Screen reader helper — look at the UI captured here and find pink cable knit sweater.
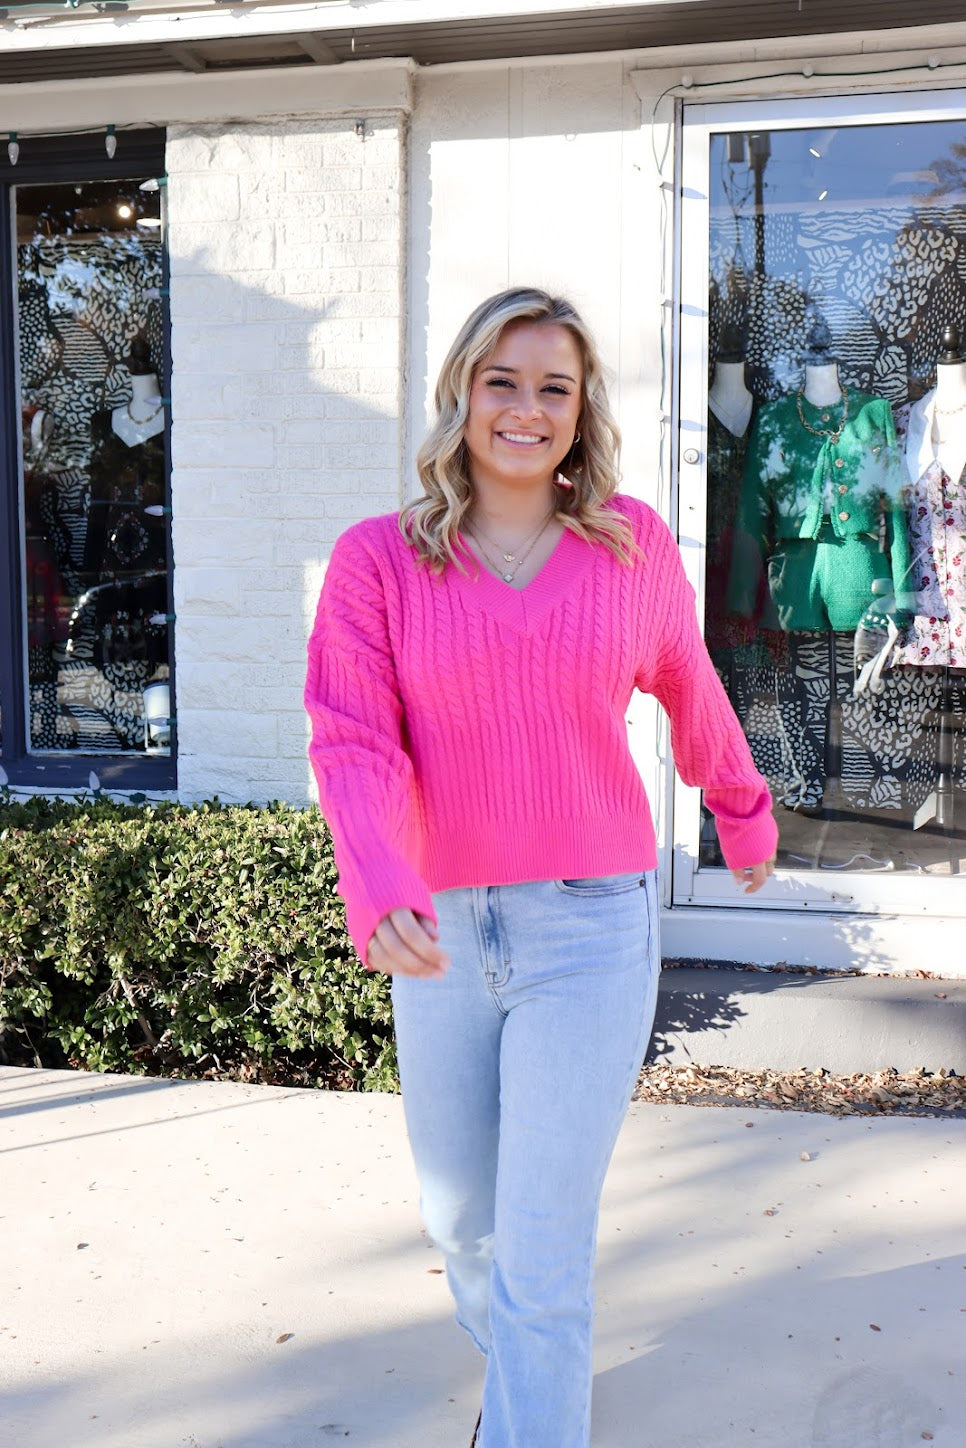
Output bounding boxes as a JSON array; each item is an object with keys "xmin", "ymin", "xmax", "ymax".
[{"xmin": 305, "ymin": 495, "xmax": 777, "ymax": 961}]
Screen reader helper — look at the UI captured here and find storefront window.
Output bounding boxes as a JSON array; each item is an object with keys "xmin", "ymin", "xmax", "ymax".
[
  {"xmin": 1, "ymin": 133, "xmax": 173, "ymax": 786},
  {"xmin": 702, "ymin": 117, "xmax": 966, "ymax": 876}
]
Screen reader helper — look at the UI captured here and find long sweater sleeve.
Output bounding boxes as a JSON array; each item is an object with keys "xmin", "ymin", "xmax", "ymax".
[
  {"xmin": 304, "ymin": 529, "xmax": 434, "ymax": 963},
  {"xmin": 639, "ymin": 520, "xmax": 778, "ymax": 869}
]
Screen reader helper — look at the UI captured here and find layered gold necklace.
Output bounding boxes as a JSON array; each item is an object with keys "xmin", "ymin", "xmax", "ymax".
[{"xmin": 466, "ymin": 506, "xmax": 557, "ymax": 584}]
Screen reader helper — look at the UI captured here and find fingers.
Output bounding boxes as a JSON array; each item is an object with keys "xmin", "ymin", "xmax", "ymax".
[
  {"xmin": 367, "ymin": 908, "xmax": 450, "ymax": 978},
  {"xmin": 732, "ymin": 856, "xmax": 777, "ymax": 895}
]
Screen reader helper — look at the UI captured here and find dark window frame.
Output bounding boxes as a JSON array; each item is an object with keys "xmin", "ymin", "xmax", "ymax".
[{"xmin": 0, "ymin": 128, "xmax": 175, "ymax": 791}]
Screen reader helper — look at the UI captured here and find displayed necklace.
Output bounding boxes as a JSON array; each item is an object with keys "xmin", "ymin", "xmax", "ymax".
[
  {"xmin": 127, "ymin": 397, "xmax": 163, "ymax": 426},
  {"xmin": 466, "ymin": 506, "xmax": 557, "ymax": 584},
  {"xmin": 935, "ymin": 397, "xmax": 966, "ymax": 416},
  {"xmin": 795, "ymin": 388, "xmax": 850, "ymax": 441}
]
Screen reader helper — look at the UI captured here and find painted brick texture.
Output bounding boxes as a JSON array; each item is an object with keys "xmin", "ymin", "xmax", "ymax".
[{"xmin": 166, "ymin": 116, "xmax": 406, "ymax": 805}]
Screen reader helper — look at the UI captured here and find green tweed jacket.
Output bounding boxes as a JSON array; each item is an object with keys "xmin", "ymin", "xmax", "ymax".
[{"xmin": 731, "ymin": 388, "xmax": 914, "ymax": 618}]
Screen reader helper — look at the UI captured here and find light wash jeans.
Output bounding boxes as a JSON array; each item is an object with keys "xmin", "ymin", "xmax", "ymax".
[{"xmin": 391, "ymin": 871, "xmax": 661, "ymax": 1448}]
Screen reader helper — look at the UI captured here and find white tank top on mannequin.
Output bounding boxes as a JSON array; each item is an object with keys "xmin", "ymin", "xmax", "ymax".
[{"xmin": 906, "ymin": 362, "xmax": 966, "ymax": 487}]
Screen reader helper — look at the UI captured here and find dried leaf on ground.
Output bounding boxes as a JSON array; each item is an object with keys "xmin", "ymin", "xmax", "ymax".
[{"xmin": 634, "ymin": 1064, "xmax": 966, "ymax": 1117}]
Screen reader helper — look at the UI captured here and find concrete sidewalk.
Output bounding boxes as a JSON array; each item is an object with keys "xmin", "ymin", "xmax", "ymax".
[{"xmin": 1, "ymin": 1065, "xmax": 963, "ymax": 1448}]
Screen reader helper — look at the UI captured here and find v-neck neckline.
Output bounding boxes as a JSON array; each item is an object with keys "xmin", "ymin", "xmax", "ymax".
[
  {"xmin": 450, "ymin": 525, "xmax": 592, "ymax": 633},
  {"xmin": 907, "ymin": 393, "xmax": 966, "ymax": 490}
]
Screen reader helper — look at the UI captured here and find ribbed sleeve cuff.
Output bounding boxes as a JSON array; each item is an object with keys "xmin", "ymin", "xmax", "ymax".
[
  {"xmin": 714, "ymin": 796, "xmax": 779, "ymax": 872},
  {"xmin": 343, "ymin": 868, "xmax": 437, "ymax": 969}
]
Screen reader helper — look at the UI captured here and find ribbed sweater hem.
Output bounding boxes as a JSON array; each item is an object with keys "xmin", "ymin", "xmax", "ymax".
[{"xmin": 422, "ymin": 811, "xmax": 658, "ymax": 894}]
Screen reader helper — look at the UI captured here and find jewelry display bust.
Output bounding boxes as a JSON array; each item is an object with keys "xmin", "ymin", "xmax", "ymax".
[
  {"xmin": 708, "ymin": 359, "xmax": 753, "ymax": 438},
  {"xmin": 111, "ymin": 371, "xmax": 165, "ymax": 448},
  {"xmin": 933, "ymin": 355, "xmax": 966, "ymax": 426},
  {"xmin": 803, "ymin": 360, "xmax": 843, "ymax": 408}
]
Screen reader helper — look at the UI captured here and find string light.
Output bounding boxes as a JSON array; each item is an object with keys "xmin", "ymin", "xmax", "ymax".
[
  {"xmin": 7, "ymin": 132, "xmax": 18, "ymax": 166},
  {"xmin": 0, "ymin": 123, "xmax": 167, "ymax": 152},
  {"xmin": 105, "ymin": 123, "xmax": 117, "ymax": 159}
]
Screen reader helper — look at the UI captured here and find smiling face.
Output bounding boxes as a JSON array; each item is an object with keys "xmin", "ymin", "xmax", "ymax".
[{"xmin": 463, "ymin": 320, "xmax": 583, "ymax": 497}]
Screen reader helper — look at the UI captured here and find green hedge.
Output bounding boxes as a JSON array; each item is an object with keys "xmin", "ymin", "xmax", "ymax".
[{"xmin": 0, "ymin": 797, "xmax": 397, "ymax": 1091}]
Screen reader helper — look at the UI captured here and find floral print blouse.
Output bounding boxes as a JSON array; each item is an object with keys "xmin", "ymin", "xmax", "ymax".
[{"xmin": 891, "ymin": 399, "xmax": 966, "ymax": 669}]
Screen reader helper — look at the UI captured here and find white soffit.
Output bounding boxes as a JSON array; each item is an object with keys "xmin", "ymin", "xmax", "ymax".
[{"xmin": 0, "ymin": 0, "xmax": 965, "ymax": 84}]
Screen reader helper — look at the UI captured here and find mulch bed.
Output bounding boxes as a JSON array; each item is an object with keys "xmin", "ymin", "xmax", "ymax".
[{"xmin": 634, "ymin": 1063, "xmax": 966, "ymax": 1117}]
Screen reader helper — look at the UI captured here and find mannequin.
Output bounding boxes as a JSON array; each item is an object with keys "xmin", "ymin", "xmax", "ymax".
[
  {"xmin": 30, "ymin": 406, "xmax": 55, "ymax": 456},
  {"xmin": 709, "ymin": 358, "xmax": 753, "ymax": 438},
  {"xmin": 802, "ymin": 359, "xmax": 843, "ymax": 409},
  {"xmin": 704, "ymin": 349, "xmax": 785, "ymax": 831},
  {"xmin": 926, "ymin": 332, "xmax": 966, "ymax": 485},
  {"xmin": 890, "ymin": 324, "xmax": 966, "ymax": 670},
  {"xmin": 111, "ymin": 369, "xmax": 165, "ymax": 449},
  {"xmin": 81, "ymin": 334, "xmax": 167, "ymax": 692},
  {"xmin": 934, "ymin": 331, "xmax": 966, "ymax": 411},
  {"xmin": 706, "ymin": 350, "xmax": 769, "ymax": 643},
  {"xmin": 734, "ymin": 345, "xmax": 907, "ymax": 635},
  {"xmin": 888, "ymin": 325, "xmax": 966, "ymax": 835},
  {"xmin": 732, "ymin": 324, "xmax": 909, "ymax": 814}
]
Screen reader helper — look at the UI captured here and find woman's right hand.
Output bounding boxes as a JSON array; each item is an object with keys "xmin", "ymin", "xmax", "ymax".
[{"xmin": 366, "ymin": 909, "xmax": 451, "ymax": 978}]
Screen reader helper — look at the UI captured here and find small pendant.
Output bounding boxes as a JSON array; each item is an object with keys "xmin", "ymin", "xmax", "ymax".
[
  {"xmin": 821, "ymin": 413, "xmax": 830, "ymax": 422},
  {"xmin": 503, "ymin": 572, "xmax": 514, "ymax": 582},
  {"xmin": 502, "ymin": 553, "xmax": 515, "ymax": 562}
]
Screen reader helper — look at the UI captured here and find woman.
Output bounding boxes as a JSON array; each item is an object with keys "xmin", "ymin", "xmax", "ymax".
[{"xmin": 305, "ymin": 287, "xmax": 777, "ymax": 1447}]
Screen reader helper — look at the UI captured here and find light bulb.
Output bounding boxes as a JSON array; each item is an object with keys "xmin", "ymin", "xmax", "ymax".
[
  {"xmin": 7, "ymin": 132, "xmax": 19, "ymax": 166},
  {"xmin": 105, "ymin": 125, "xmax": 117, "ymax": 160}
]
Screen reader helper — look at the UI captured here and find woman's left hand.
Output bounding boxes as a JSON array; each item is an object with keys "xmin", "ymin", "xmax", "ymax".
[{"xmin": 731, "ymin": 856, "xmax": 776, "ymax": 894}]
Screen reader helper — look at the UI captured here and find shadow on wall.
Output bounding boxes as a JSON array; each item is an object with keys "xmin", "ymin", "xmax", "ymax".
[
  {"xmin": 647, "ymin": 971, "xmax": 747, "ymax": 1062},
  {"xmin": 168, "ymin": 256, "xmax": 401, "ymax": 805}
]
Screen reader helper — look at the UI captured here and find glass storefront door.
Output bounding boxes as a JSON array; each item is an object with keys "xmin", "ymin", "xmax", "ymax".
[{"xmin": 676, "ymin": 92, "xmax": 966, "ymax": 917}]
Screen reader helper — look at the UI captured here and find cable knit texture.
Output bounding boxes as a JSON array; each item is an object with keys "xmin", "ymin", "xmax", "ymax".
[{"xmin": 305, "ymin": 495, "xmax": 778, "ymax": 962}]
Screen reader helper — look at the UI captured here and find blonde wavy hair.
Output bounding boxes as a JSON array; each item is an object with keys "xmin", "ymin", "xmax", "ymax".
[{"xmin": 400, "ymin": 287, "xmax": 636, "ymax": 571}]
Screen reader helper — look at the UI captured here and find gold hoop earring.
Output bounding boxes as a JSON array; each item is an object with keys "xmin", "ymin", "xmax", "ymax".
[{"xmin": 554, "ymin": 430, "xmax": 582, "ymax": 491}]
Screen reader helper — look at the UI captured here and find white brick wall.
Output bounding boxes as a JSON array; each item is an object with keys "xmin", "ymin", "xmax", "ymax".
[{"xmin": 167, "ymin": 115, "xmax": 406, "ymax": 805}]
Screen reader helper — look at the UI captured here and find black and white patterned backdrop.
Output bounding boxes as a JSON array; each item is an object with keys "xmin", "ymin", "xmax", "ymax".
[
  {"xmin": 710, "ymin": 203, "xmax": 966, "ymax": 403},
  {"xmin": 19, "ymin": 233, "xmax": 168, "ymax": 754}
]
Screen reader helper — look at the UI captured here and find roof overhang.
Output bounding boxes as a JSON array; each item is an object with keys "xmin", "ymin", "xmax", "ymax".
[{"xmin": 2, "ymin": 1, "xmax": 966, "ymax": 86}]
